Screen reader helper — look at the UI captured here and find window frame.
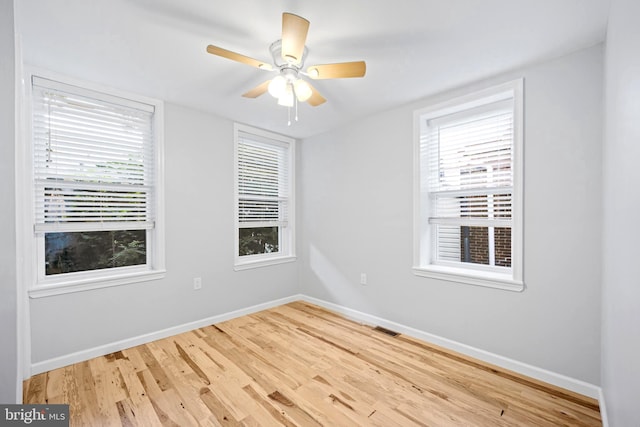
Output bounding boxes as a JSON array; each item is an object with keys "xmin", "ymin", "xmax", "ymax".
[
  {"xmin": 233, "ymin": 123, "xmax": 296, "ymax": 270},
  {"xmin": 21, "ymin": 69, "xmax": 166, "ymax": 298},
  {"xmin": 413, "ymin": 79, "xmax": 524, "ymax": 291}
]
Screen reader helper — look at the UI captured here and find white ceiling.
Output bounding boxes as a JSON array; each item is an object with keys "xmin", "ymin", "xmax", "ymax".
[{"xmin": 15, "ymin": 0, "xmax": 611, "ymax": 138}]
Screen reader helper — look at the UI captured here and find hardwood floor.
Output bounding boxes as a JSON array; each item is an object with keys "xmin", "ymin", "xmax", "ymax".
[{"xmin": 23, "ymin": 301, "xmax": 602, "ymax": 426}]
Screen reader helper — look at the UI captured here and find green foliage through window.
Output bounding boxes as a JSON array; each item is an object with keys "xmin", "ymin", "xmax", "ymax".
[
  {"xmin": 239, "ymin": 227, "xmax": 279, "ymax": 256},
  {"xmin": 45, "ymin": 230, "xmax": 146, "ymax": 275}
]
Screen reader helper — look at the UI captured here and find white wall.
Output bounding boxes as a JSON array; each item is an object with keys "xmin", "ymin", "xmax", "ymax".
[
  {"xmin": 28, "ymin": 104, "xmax": 299, "ymax": 365},
  {"xmin": 0, "ymin": 0, "xmax": 19, "ymax": 403},
  {"xmin": 602, "ymin": 0, "xmax": 640, "ymax": 424},
  {"xmin": 299, "ymin": 45, "xmax": 603, "ymax": 384}
]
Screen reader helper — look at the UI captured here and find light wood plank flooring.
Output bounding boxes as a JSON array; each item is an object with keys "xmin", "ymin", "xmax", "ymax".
[{"xmin": 23, "ymin": 301, "xmax": 601, "ymax": 426}]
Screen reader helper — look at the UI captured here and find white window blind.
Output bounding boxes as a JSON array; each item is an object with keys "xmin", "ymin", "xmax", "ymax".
[
  {"xmin": 32, "ymin": 76, "xmax": 155, "ymax": 233},
  {"xmin": 237, "ymin": 132, "xmax": 290, "ymax": 228},
  {"xmin": 420, "ymin": 97, "xmax": 515, "ymax": 269},
  {"xmin": 424, "ymin": 101, "xmax": 513, "ymax": 231}
]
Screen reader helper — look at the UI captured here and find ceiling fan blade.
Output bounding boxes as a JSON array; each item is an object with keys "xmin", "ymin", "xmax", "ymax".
[
  {"xmin": 242, "ymin": 80, "xmax": 272, "ymax": 98},
  {"xmin": 281, "ymin": 13, "xmax": 309, "ymax": 65},
  {"xmin": 206, "ymin": 45, "xmax": 273, "ymax": 71},
  {"xmin": 307, "ymin": 61, "xmax": 366, "ymax": 79},
  {"xmin": 306, "ymin": 82, "xmax": 326, "ymax": 107}
]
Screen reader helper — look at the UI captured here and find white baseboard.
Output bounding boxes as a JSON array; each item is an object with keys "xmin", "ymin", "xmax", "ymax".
[
  {"xmin": 598, "ymin": 387, "xmax": 609, "ymax": 427},
  {"xmin": 30, "ymin": 295, "xmax": 300, "ymax": 375},
  {"xmin": 300, "ymin": 295, "xmax": 604, "ymax": 402},
  {"xmin": 29, "ymin": 292, "xmax": 606, "ymax": 420}
]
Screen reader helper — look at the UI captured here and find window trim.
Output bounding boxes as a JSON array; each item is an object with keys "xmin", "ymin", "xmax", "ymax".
[
  {"xmin": 233, "ymin": 123, "xmax": 296, "ymax": 270},
  {"xmin": 412, "ymin": 79, "xmax": 524, "ymax": 291},
  {"xmin": 20, "ymin": 68, "xmax": 166, "ymax": 298}
]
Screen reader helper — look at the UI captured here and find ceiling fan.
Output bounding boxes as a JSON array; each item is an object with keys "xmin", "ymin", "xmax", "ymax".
[{"xmin": 206, "ymin": 12, "xmax": 366, "ymax": 116}]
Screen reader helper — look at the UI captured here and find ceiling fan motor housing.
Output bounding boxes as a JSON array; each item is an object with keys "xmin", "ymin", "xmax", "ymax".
[{"xmin": 270, "ymin": 39, "xmax": 308, "ymax": 70}]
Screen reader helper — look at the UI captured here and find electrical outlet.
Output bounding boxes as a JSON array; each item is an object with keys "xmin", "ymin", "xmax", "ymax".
[
  {"xmin": 193, "ymin": 277, "xmax": 202, "ymax": 290},
  {"xmin": 360, "ymin": 273, "xmax": 367, "ymax": 285}
]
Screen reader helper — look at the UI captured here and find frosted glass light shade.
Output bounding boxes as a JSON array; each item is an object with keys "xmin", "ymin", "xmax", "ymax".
[
  {"xmin": 294, "ymin": 79, "xmax": 312, "ymax": 102},
  {"xmin": 277, "ymin": 84, "xmax": 294, "ymax": 107},
  {"xmin": 268, "ymin": 76, "xmax": 287, "ymax": 98}
]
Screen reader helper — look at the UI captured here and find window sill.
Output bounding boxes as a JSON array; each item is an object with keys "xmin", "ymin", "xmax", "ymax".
[
  {"xmin": 413, "ymin": 265, "xmax": 524, "ymax": 292},
  {"xmin": 29, "ymin": 269, "xmax": 166, "ymax": 298},
  {"xmin": 234, "ymin": 255, "xmax": 297, "ymax": 271}
]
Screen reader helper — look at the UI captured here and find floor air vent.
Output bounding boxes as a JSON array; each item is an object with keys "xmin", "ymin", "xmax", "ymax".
[{"xmin": 373, "ymin": 326, "xmax": 400, "ymax": 337}]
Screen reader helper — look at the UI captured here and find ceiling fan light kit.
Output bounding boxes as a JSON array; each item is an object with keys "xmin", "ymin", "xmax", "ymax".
[{"xmin": 206, "ymin": 12, "xmax": 366, "ymax": 125}]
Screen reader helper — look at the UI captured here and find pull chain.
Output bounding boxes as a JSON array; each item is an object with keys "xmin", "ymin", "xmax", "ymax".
[{"xmin": 286, "ymin": 82, "xmax": 300, "ymax": 126}]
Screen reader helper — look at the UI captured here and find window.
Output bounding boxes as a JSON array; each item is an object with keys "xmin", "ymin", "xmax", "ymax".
[
  {"xmin": 413, "ymin": 79, "xmax": 523, "ymax": 291},
  {"xmin": 27, "ymin": 73, "xmax": 165, "ymax": 296},
  {"xmin": 234, "ymin": 124, "xmax": 295, "ymax": 269}
]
